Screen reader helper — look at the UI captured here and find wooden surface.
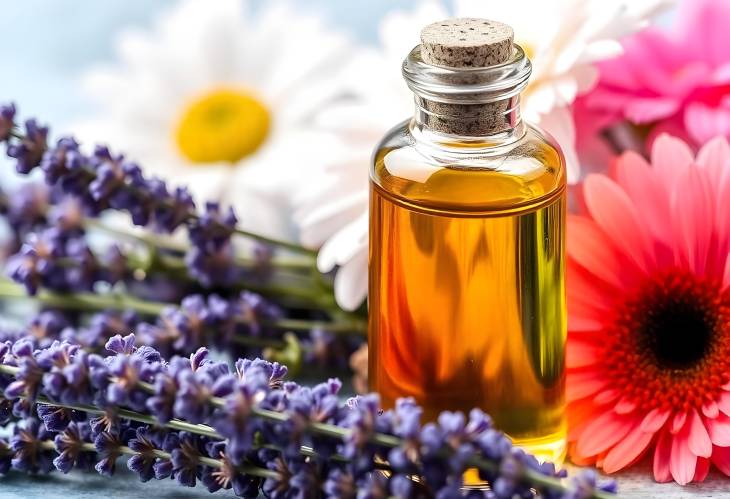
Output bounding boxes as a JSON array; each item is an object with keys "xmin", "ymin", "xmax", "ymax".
[{"xmin": 609, "ymin": 463, "xmax": 730, "ymax": 498}]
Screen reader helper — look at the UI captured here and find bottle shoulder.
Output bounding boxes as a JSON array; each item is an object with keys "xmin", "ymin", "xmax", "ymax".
[{"xmin": 371, "ymin": 119, "xmax": 566, "ymax": 215}]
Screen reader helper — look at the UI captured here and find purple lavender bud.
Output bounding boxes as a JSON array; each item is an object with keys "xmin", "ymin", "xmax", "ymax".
[
  {"xmin": 48, "ymin": 196, "xmax": 84, "ymax": 233},
  {"xmin": 36, "ymin": 404, "xmax": 79, "ymax": 432},
  {"xmin": 10, "ymin": 418, "xmax": 56, "ymax": 473},
  {"xmin": 7, "ymin": 119, "xmax": 48, "ymax": 173},
  {"xmin": 40, "ymin": 137, "xmax": 80, "ymax": 184},
  {"xmin": 105, "ymin": 333, "xmax": 136, "ymax": 355},
  {"xmin": 185, "ymin": 243, "xmax": 237, "ymax": 288},
  {"xmin": 53, "ymin": 422, "xmax": 91, "ymax": 473},
  {"xmin": 153, "ymin": 458, "xmax": 173, "ymax": 479},
  {"xmin": 148, "ymin": 179, "xmax": 195, "ymax": 232},
  {"xmin": 0, "ymin": 103, "xmax": 16, "ymax": 141},
  {"xmin": 169, "ymin": 432, "xmax": 203, "ymax": 487},
  {"xmin": 93, "ymin": 431, "xmax": 123, "ymax": 476},
  {"xmin": 127, "ymin": 427, "xmax": 162, "ymax": 482},
  {"xmin": 147, "ymin": 371, "xmax": 178, "ymax": 424},
  {"xmin": 324, "ymin": 469, "xmax": 356, "ymax": 499},
  {"xmin": 26, "ymin": 310, "xmax": 68, "ymax": 345},
  {"xmin": 173, "ymin": 369, "xmax": 213, "ymax": 423},
  {"xmin": 238, "ymin": 291, "xmax": 284, "ymax": 337},
  {"xmin": 355, "ymin": 472, "xmax": 389, "ymax": 499},
  {"xmin": 0, "ymin": 439, "xmax": 12, "ymax": 475},
  {"xmin": 0, "ymin": 182, "xmax": 49, "ymax": 236}
]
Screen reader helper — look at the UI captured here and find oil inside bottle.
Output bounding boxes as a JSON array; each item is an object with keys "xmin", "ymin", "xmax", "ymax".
[{"xmin": 368, "ymin": 144, "xmax": 567, "ymax": 464}]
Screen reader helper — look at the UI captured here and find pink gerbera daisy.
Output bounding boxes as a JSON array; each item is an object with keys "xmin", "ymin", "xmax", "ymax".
[
  {"xmin": 584, "ymin": 0, "xmax": 730, "ymax": 146},
  {"xmin": 566, "ymin": 134, "xmax": 730, "ymax": 484}
]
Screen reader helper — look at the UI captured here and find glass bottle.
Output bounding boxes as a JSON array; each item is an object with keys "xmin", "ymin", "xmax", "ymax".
[{"xmin": 368, "ymin": 19, "xmax": 567, "ymax": 463}]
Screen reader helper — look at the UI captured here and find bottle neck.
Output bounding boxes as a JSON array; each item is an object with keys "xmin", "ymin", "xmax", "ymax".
[
  {"xmin": 402, "ymin": 44, "xmax": 531, "ymax": 149},
  {"xmin": 411, "ymin": 93, "xmax": 526, "ymax": 148}
]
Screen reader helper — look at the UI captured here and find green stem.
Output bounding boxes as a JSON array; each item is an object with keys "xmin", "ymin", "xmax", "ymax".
[
  {"xmin": 83, "ymin": 217, "xmax": 316, "ymax": 272},
  {"xmin": 0, "ymin": 279, "xmax": 365, "ymax": 336},
  {"xmin": 36, "ymin": 439, "xmax": 278, "ymax": 479}
]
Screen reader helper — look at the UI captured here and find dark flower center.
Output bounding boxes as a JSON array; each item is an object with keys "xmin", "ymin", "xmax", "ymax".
[
  {"xmin": 640, "ymin": 290, "xmax": 714, "ymax": 370},
  {"xmin": 602, "ymin": 270, "xmax": 730, "ymax": 412}
]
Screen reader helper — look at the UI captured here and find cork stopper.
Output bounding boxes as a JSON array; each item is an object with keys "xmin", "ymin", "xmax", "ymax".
[
  {"xmin": 415, "ymin": 18, "xmax": 517, "ymax": 136},
  {"xmin": 420, "ymin": 18, "xmax": 513, "ymax": 68}
]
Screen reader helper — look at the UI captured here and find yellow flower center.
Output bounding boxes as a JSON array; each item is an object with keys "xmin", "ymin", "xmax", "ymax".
[{"xmin": 175, "ymin": 88, "xmax": 271, "ymax": 164}]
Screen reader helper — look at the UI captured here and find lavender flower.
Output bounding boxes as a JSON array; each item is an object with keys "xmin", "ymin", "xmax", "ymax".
[
  {"xmin": 10, "ymin": 418, "xmax": 55, "ymax": 473},
  {"xmin": 0, "ymin": 332, "xmax": 616, "ymax": 499},
  {"xmin": 53, "ymin": 422, "xmax": 94, "ymax": 473},
  {"xmin": 7, "ymin": 119, "xmax": 48, "ymax": 173},
  {"xmin": 0, "ymin": 182, "xmax": 49, "ymax": 237},
  {"xmin": 0, "ymin": 102, "xmax": 16, "ymax": 141}
]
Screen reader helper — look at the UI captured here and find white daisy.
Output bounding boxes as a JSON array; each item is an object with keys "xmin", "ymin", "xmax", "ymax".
[
  {"xmin": 295, "ymin": 0, "xmax": 671, "ymax": 310},
  {"xmin": 76, "ymin": 0, "xmax": 351, "ymax": 241}
]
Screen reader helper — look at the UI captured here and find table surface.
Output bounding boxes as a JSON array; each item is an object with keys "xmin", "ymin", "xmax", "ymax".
[{"xmin": 2, "ymin": 462, "xmax": 729, "ymax": 498}]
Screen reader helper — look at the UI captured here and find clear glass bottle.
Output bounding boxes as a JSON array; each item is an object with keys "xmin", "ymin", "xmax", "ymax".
[{"xmin": 368, "ymin": 39, "xmax": 567, "ymax": 463}]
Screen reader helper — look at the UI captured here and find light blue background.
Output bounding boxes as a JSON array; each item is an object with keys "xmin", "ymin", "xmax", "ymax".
[{"xmin": 0, "ymin": 0, "xmax": 450, "ymax": 128}]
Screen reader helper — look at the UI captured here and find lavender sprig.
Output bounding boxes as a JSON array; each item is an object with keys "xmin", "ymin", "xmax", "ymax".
[
  {"xmin": 0, "ymin": 334, "xmax": 617, "ymax": 498},
  {"xmin": 1, "ymin": 104, "xmax": 314, "ymax": 258}
]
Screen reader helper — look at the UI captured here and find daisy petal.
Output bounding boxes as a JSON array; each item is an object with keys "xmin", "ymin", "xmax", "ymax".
[
  {"xmin": 687, "ymin": 409, "xmax": 712, "ymax": 458},
  {"xmin": 603, "ymin": 422, "xmax": 654, "ymax": 473}
]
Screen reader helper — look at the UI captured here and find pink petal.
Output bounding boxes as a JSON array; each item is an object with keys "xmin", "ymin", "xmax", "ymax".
[
  {"xmin": 567, "ymin": 215, "xmax": 627, "ymax": 289},
  {"xmin": 651, "ymin": 134, "xmax": 694, "ymax": 195},
  {"xmin": 685, "ymin": 103, "xmax": 730, "ymax": 145},
  {"xmin": 672, "ymin": 165, "xmax": 714, "ymax": 275},
  {"xmin": 583, "ymin": 175, "xmax": 655, "ymax": 274},
  {"xmin": 641, "ymin": 407, "xmax": 671, "ymax": 433},
  {"xmin": 706, "ymin": 414, "xmax": 730, "ymax": 446},
  {"xmin": 613, "ymin": 151, "xmax": 672, "ymax": 247},
  {"xmin": 614, "ymin": 397, "xmax": 638, "ymax": 415},
  {"xmin": 594, "ymin": 389, "xmax": 621, "ymax": 405},
  {"xmin": 603, "ymin": 422, "xmax": 654, "ymax": 473},
  {"xmin": 687, "ymin": 409, "xmax": 712, "ymax": 457},
  {"xmin": 696, "ymin": 136, "xmax": 730, "ymax": 187},
  {"xmin": 702, "ymin": 399, "xmax": 719, "ymax": 419},
  {"xmin": 671, "ymin": 411, "xmax": 688, "ymax": 434},
  {"xmin": 566, "ymin": 337, "xmax": 602, "ymax": 368},
  {"xmin": 718, "ymin": 391, "xmax": 730, "ymax": 416},
  {"xmin": 712, "ymin": 445, "xmax": 730, "ymax": 476},
  {"xmin": 576, "ymin": 412, "xmax": 635, "ymax": 458},
  {"xmin": 694, "ymin": 457, "xmax": 710, "ymax": 482},
  {"xmin": 625, "ymin": 97, "xmax": 680, "ymax": 124},
  {"xmin": 653, "ymin": 429, "xmax": 673, "ymax": 483},
  {"xmin": 567, "ymin": 371, "xmax": 608, "ymax": 403},
  {"xmin": 670, "ymin": 423, "xmax": 698, "ymax": 485}
]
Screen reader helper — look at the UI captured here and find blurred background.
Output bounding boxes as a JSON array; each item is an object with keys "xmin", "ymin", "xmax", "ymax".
[{"xmin": 0, "ymin": 0, "xmax": 426, "ymax": 128}]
